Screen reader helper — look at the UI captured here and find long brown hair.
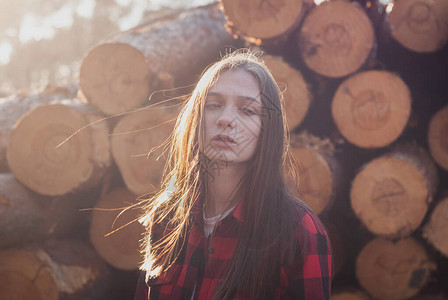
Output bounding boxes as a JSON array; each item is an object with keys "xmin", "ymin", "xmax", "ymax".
[{"xmin": 139, "ymin": 49, "xmax": 300, "ymax": 299}]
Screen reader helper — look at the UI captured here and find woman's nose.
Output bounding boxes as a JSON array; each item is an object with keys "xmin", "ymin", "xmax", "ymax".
[{"xmin": 217, "ymin": 107, "xmax": 235, "ymax": 128}]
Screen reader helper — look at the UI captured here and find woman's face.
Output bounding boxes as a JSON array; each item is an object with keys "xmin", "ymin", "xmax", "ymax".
[{"xmin": 201, "ymin": 69, "xmax": 262, "ymax": 167}]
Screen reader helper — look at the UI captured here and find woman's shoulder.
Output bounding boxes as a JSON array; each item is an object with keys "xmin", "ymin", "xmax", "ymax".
[{"xmin": 286, "ymin": 196, "xmax": 328, "ymax": 237}]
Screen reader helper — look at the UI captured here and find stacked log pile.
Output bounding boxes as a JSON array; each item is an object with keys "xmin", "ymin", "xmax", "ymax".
[{"xmin": 1, "ymin": 1, "xmax": 447, "ymax": 299}]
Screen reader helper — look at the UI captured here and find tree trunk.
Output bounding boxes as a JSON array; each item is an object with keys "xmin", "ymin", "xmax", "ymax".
[
  {"xmin": 332, "ymin": 70, "xmax": 411, "ymax": 148},
  {"xmin": 262, "ymin": 54, "xmax": 312, "ymax": 131},
  {"xmin": 0, "ymin": 173, "xmax": 92, "ymax": 249},
  {"xmin": 331, "ymin": 289, "xmax": 371, "ymax": 300},
  {"xmin": 423, "ymin": 195, "xmax": 448, "ymax": 257},
  {"xmin": 0, "ymin": 239, "xmax": 112, "ymax": 300},
  {"xmin": 428, "ymin": 104, "xmax": 448, "ymax": 171},
  {"xmin": 89, "ymin": 187, "xmax": 145, "ymax": 271},
  {"xmin": 0, "ymin": 85, "xmax": 77, "ymax": 173},
  {"xmin": 356, "ymin": 237, "xmax": 435, "ymax": 300},
  {"xmin": 286, "ymin": 131, "xmax": 341, "ymax": 215},
  {"xmin": 297, "ymin": 0, "xmax": 376, "ymax": 78},
  {"xmin": 220, "ymin": 0, "xmax": 313, "ymax": 43},
  {"xmin": 7, "ymin": 100, "xmax": 111, "ymax": 196},
  {"xmin": 111, "ymin": 105, "xmax": 179, "ymax": 196},
  {"xmin": 385, "ymin": 0, "xmax": 448, "ymax": 53},
  {"xmin": 350, "ymin": 143, "xmax": 438, "ymax": 238},
  {"xmin": 78, "ymin": 4, "xmax": 240, "ymax": 116}
]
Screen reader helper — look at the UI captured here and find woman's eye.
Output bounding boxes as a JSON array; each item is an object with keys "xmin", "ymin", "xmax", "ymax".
[
  {"xmin": 205, "ymin": 103, "xmax": 220, "ymax": 109},
  {"xmin": 242, "ymin": 107, "xmax": 256, "ymax": 115}
]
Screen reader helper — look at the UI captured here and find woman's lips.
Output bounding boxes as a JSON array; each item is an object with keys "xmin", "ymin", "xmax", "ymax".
[{"xmin": 212, "ymin": 134, "xmax": 236, "ymax": 146}]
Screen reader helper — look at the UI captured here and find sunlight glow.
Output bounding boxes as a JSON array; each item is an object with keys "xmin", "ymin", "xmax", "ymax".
[
  {"xmin": 19, "ymin": 6, "xmax": 73, "ymax": 43},
  {"xmin": 77, "ymin": 0, "xmax": 95, "ymax": 18},
  {"xmin": 0, "ymin": 42, "xmax": 12, "ymax": 64}
]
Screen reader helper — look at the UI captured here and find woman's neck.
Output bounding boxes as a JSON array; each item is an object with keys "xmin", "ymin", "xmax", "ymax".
[{"xmin": 204, "ymin": 162, "xmax": 247, "ymax": 218}]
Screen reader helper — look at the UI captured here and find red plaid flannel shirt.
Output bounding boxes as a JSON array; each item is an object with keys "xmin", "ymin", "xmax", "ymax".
[{"xmin": 134, "ymin": 198, "xmax": 332, "ymax": 300}]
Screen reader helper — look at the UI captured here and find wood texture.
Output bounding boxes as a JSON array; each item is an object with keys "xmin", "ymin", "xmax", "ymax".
[
  {"xmin": 89, "ymin": 188, "xmax": 145, "ymax": 270},
  {"xmin": 356, "ymin": 237, "xmax": 435, "ymax": 300},
  {"xmin": 423, "ymin": 196, "xmax": 448, "ymax": 257},
  {"xmin": 7, "ymin": 100, "xmax": 111, "ymax": 196},
  {"xmin": 297, "ymin": 0, "xmax": 375, "ymax": 78},
  {"xmin": 332, "ymin": 70, "xmax": 411, "ymax": 148},
  {"xmin": 351, "ymin": 144, "xmax": 438, "ymax": 238},
  {"xmin": 428, "ymin": 104, "xmax": 448, "ymax": 171},
  {"xmin": 262, "ymin": 54, "xmax": 312, "ymax": 131},
  {"xmin": 111, "ymin": 105, "xmax": 178, "ymax": 196},
  {"xmin": 387, "ymin": 0, "xmax": 448, "ymax": 53},
  {"xmin": 0, "ymin": 239, "xmax": 111, "ymax": 300},
  {"xmin": 78, "ymin": 4, "xmax": 238, "ymax": 115},
  {"xmin": 0, "ymin": 85, "xmax": 77, "ymax": 173}
]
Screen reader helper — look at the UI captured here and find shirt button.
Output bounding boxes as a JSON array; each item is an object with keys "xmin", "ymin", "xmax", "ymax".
[{"xmin": 207, "ymin": 247, "xmax": 214, "ymax": 254}]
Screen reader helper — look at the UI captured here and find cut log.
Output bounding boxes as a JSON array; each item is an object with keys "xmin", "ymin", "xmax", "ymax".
[
  {"xmin": 386, "ymin": 0, "xmax": 448, "ymax": 53},
  {"xmin": 0, "ymin": 239, "xmax": 111, "ymax": 300},
  {"xmin": 262, "ymin": 54, "xmax": 312, "ymax": 131},
  {"xmin": 111, "ymin": 105, "xmax": 178, "ymax": 196},
  {"xmin": 285, "ymin": 131, "xmax": 341, "ymax": 215},
  {"xmin": 89, "ymin": 188, "xmax": 145, "ymax": 270},
  {"xmin": 0, "ymin": 85, "xmax": 77, "ymax": 173},
  {"xmin": 332, "ymin": 289, "xmax": 371, "ymax": 300},
  {"xmin": 350, "ymin": 144, "xmax": 438, "ymax": 238},
  {"xmin": 356, "ymin": 237, "xmax": 435, "ymax": 300},
  {"xmin": 423, "ymin": 196, "xmax": 448, "ymax": 257},
  {"xmin": 428, "ymin": 104, "xmax": 448, "ymax": 171},
  {"xmin": 220, "ymin": 0, "xmax": 312, "ymax": 43},
  {"xmin": 0, "ymin": 173, "xmax": 89, "ymax": 249},
  {"xmin": 78, "ymin": 4, "xmax": 238, "ymax": 116},
  {"xmin": 297, "ymin": 0, "xmax": 375, "ymax": 78},
  {"xmin": 332, "ymin": 70, "xmax": 411, "ymax": 148},
  {"xmin": 7, "ymin": 100, "xmax": 111, "ymax": 196}
]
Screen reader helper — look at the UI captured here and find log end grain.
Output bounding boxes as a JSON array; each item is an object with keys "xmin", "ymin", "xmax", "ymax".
[
  {"xmin": 428, "ymin": 105, "xmax": 448, "ymax": 171},
  {"xmin": 350, "ymin": 155, "xmax": 430, "ymax": 238},
  {"xmin": 356, "ymin": 238, "xmax": 435, "ymax": 300},
  {"xmin": 111, "ymin": 106, "xmax": 178, "ymax": 196},
  {"xmin": 298, "ymin": 0, "xmax": 375, "ymax": 78},
  {"xmin": 332, "ymin": 70, "xmax": 411, "ymax": 148},
  {"xmin": 7, "ymin": 103, "xmax": 110, "ymax": 196},
  {"xmin": 387, "ymin": 0, "xmax": 448, "ymax": 53},
  {"xmin": 263, "ymin": 55, "xmax": 312, "ymax": 131},
  {"xmin": 89, "ymin": 188, "xmax": 145, "ymax": 270},
  {"xmin": 287, "ymin": 146, "xmax": 334, "ymax": 214},
  {"xmin": 423, "ymin": 197, "xmax": 448, "ymax": 257},
  {"xmin": 79, "ymin": 43, "xmax": 151, "ymax": 115},
  {"xmin": 0, "ymin": 249, "xmax": 59, "ymax": 300},
  {"xmin": 221, "ymin": 0, "xmax": 306, "ymax": 41}
]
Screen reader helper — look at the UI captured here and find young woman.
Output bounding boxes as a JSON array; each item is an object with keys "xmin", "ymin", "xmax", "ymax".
[{"xmin": 134, "ymin": 50, "xmax": 332, "ymax": 300}]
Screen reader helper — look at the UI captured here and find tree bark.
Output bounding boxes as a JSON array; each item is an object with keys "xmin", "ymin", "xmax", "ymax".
[
  {"xmin": 350, "ymin": 143, "xmax": 438, "ymax": 238},
  {"xmin": 89, "ymin": 187, "xmax": 145, "ymax": 271},
  {"xmin": 296, "ymin": 0, "xmax": 376, "ymax": 78},
  {"xmin": 262, "ymin": 54, "xmax": 312, "ymax": 131},
  {"xmin": 423, "ymin": 195, "xmax": 448, "ymax": 257},
  {"xmin": 331, "ymin": 289, "xmax": 371, "ymax": 300},
  {"xmin": 0, "ymin": 85, "xmax": 77, "ymax": 173},
  {"xmin": 332, "ymin": 70, "xmax": 411, "ymax": 148},
  {"xmin": 0, "ymin": 173, "xmax": 92, "ymax": 249},
  {"xmin": 7, "ymin": 100, "xmax": 111, "ymax": 196},
  {"xmin": 428, "ymin": 104, "xmax": 448, "ymax": 171},
  {"xmin": 111, "ymin": 105, "xmax": 179, "ymax": 196},
  {"xmin": 356, "ymin": 237, "xmax": 435, "ymax": 300},
  {"xmin": 286, "ymin": 131, "xmax": 341, "ymax": 215},
  {"xmin": 386, "ymin": 0, "xmax": 448, "ymax": 53},
  {"xmin": 220, "ymin": 0, "xmax": 313, "ymax": 43},
  {"xmin": 78, "ymin": 4, "xmax": 240, "ymax": 116},
  {"xmin": 0, "ymin": 239, "xmax": 112, "ymax": 300}
]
